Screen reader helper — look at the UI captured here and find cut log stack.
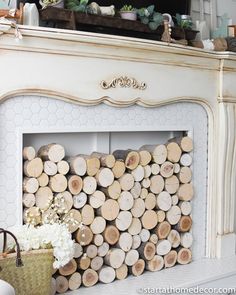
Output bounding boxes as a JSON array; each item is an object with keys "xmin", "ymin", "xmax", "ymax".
[{"xmin": 22, "ymin": 136, "xmax": 194, "ymax": 293}]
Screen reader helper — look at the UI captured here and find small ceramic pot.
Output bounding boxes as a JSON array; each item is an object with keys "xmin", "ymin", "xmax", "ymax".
[{"xmin": 120, "ymin": 11, "xmax": 137, "ymax": 21}]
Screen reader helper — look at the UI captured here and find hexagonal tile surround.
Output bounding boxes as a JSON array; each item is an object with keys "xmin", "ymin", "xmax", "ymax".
[{"xmin": 0, "ymin": 95, "xmax": 207, "ymax": 260}]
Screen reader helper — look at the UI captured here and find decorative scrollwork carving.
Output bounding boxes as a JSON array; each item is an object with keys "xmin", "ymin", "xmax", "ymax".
[{"xmin": 101, "ymin": 76, "xmax": 147, "ymax": 90}]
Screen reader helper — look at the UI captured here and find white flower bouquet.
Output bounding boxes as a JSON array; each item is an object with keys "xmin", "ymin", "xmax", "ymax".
[{"xmin": 9, "ymin": 223, "xmax": 74, "ymax": 269}]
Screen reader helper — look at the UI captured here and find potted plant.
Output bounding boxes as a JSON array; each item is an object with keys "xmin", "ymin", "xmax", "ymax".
[
  {"xmin": 39, "ymin": 0, "xmax": 64, "ymax": 9},
  {"xmin": 137, "ymin": 5, "xmax": 163, "ymax": 30},
  {"xmin": 120, "ymin": 5, "xmax": 137, "ymax": 21}
]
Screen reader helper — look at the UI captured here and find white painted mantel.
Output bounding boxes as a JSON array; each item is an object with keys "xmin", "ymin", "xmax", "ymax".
[{"xmin": 1, "ymin": 25, "xmax": 236, "ymax": 290}]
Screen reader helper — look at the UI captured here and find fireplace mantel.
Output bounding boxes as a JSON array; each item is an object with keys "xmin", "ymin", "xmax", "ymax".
[{"xmin": 1, "ymin": 25, "xmax": 236, "ymax": 289}]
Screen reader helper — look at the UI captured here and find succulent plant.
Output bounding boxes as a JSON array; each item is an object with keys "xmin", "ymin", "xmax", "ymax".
[
  {"xmin": 66, "ymin": 0, "xmax": 88, "ymax": 12},
  {"xmin": 120, "ymin": 5, "xmax": 136, "ymax": 12},
  {"xmin": 175, "ymin": 13, "xmax": 193, "ymax": 29},
  {"xmin": 137, "ymin": 5, "xmax": 163, "ymax": 30}
]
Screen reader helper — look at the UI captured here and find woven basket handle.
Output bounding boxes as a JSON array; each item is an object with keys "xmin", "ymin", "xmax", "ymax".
[{"xmin": 0, "ymin": 228, "xmax": 23, "ymax": 267}]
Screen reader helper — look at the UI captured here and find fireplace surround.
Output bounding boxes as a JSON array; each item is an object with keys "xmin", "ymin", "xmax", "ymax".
[{"xmin": 0, "ymin": 24, "xmax": 236, "ymax": 290}]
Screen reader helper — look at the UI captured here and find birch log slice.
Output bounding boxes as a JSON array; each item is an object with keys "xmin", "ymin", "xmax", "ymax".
[
  {"xmin": 22, "ymin": 193, "xmax": 35, "ymax": 208},
  {"xmin": 128, "ymin": 218, "xmax": 142, "ymax": 236},
  {"xmin": 68, "ymin": 156, "xmax": 87, "ymax": 176},
  {"xmin": 51, "ymin": 277, "xmax": 56, "ymax": 295},
  {"xmin": 57, "ymin": 160, "xmax": 70, "ymax": 175},
  {"xmin": 141, "ymin": 210, "xmax": 158, "ymax": 230},
  {"xmin": 99, "ymin": 266, "xmax": 116, "ymax": 284},
  {"xmin": 74, "ymin": 243, "xmax": 83, "ymax": 258},
  {"xmin": 55, "ymin": 276, "xmax": 69, "ymax": 294},
  {"xmin": 141, "ymin": 144, "xmax": 167, "ymax": 164},
  {"xmin": 146, "ymin": 255, "xmax": 164, "ymax": 272},
  {"xmin": 166, "ymin": 206, "xmax": 181, "ymax": 225},
  {"xmin": 150, "ymin": 234, "xmax": 158, "ymax": 244},
  {"xmin": 81, "ymin": 204, "xmax": 95, "ymax": 225},
  {"xmin": 116, "ymin": 264, "xmax": 128, "ymax": 280},
  {"xmin": 151, "ymin": 163, "xmax": 160, "ymax": 175},
  {"xmin": 165, "ymin": 175, "xmax": 180, "ymax": 194},
  {"xmin": 24, "ymin": 157, "xmax": 43, "ymax": 178},
  {"xmin": 156, "ymin": 240, "xmax": 172, "ymax": 256},
  {"xmin": 44, "ymin": 161, "xmax": 57, "ymax": 176},
  {"xmin": 177, "ymin": 183, "xmax": 194, "ymax": 201},
  {"xmin": 156, "ymin": 191, "xmax": 172, "ymax": 211},
  {"xmin": 178, "ymin": 167, "xmax": 192, "ymax": 184},
  {"xmin": 140, "ymin": 188, "xmax": 148, "ymax": 199},
  {"xmin": 130, "ymin": 182, "xmax": 141, "ymax": 199},
  {"xmin": 90, "ymin": 216, "xmax": 106, "ymax": 234},
  {"xmin": 104, "ymin": 225, "xmax": 120, "ymax": 245},
  {"xmin": 96, "ymin": 168, "xmax": 114, "ymax": 188},
  {"xmin": 168, "ymin": 230, "xmax": 181, "ymax": 248},
  {"xmin": 132, "ymin": 235, "xmax": 142, "ymax": 249},
  {"xmin": 78, "ymin": 256, "xmax": 91, "ymax": 270},
  {"xmin": 145, "ymin": 193, "xmax": 156, "ymax": 210},
  {"xmin": 169, "ymin": 136, "xmax": 193, "ymax": 152},
  {"xmin": 91, "ymin": 256, "xmax": 104, "ymax": 271},
  {"xmin": 171, "ymin": 195, "xmax": 179, "ymax": 206},
  {"xmin": 68, "ymin": 175, "xmax": 83, "ymax": 195},
  {"xmin": 102, "ymin": 180, "xmax": 121, "ymax": 200},
  {"xmin": 141, "ymin": 178, "xmax": 151, "ymax": 189},
  {"xmin": 37, "ymin": 172, "xmax": 49, "ymax": 187},
  {"xmin": 130, "ymin": 259, "xmax": 145, "ymax": 276},
  {"xmin": 166, "ymin": 142, "xmax": 182, "ymax": 163},
  {"xmin": 139, "ymin": 150, "xmax": 152, "ymax": 166},
  {"xmin": 91, "ymin": 152, "xmax": 115, "ymax": 168},
  {"xmin": 23, "ymin": 177, "xmax": 39, "ymax": 193},
  {"xmin": 23, "ymin": 146, "xmax": 36, "ymax": 161},
  {"xmin": 118, "ymin": 232, "xmax": 133, "ymax": 252},
  {"xmin": 144, "ymin": 165, "xmax": 152, "ymax": 178},
  {"xmin": 113, "ymin": 150, "xmax": 140, "ymax": 170},
  {"xmin": 35, "ymin": 187, "xmax": 53, "ymax": 211},
  {"xmin": 49, "ymin": 174, "xmax": 67, "ymax": 193},
  {"xmin": 73, "ymin": 192, "xmax": 87, "ymax": 209},
  {"xmin": 83, "ymin": 176, "xmax": 97, "ymax": 194},
  {"xmin": 131, "ymin": 165, "xmax": 144, "ymax": 182},
  {"xmin": 105, "ymin": 248, "xmax": 125, "ymax": 269},
  {"xmin": 164, "ymin": 250, "xmax": 177, "ymax": 268},
  {"xmin": 125, "ymin": 249, "xmax": 139, "ymax": 266},
  {"xmin": 174, "ymin": 163, "xmax": 181, "ymax": 174},
  {"xmin": 180, "ymin": 232, "xmax": 193, "ymax": 248},
  {"xmin": 119, "ymin": 173, "xmax": 135, "ymax": 191},
  {"xmin": 115, "ymin": 211, "xmax": 132, "ymax": 231},
  {"xmin": 160, "ymin": 162, "xmax": 174, "ymax": 178},
  {"xmin": 131, "ymin": 198, "xmax": 145, "ymax": 218},
  {"xmin": 89, "ymin": 191, "xmax": 105, "ymax": 208},
  {"xmin": 150, "ymin": 175, "xmax": 164, "ymax": 194},
  {"xmin": 112, "ymin": 161, "xmax": 126, "ymax": 179},
  {"xmin": 139, "ymin": 228, "xmax": 151, "ymax": 243},
  {"xmin": 93, "ymin": 234, "xmax": 104, "ymax": 246},
  {"xmin": 180, "ymin": 154, "xmax": 192, "ymax": 167},
  {"xmin": 59, "ymin": 259, "xmax": 77, "ymax": 276},
  {"xmin": 86, "ymin": 245, "xmax": 98, "ymax": 259},
  {"xmin": 100, "ymin": 199, "xmax": 119, "ymax": 221},
  {"xmin": 82, "ymin": 156, "xmax": 100, "ymax": 177},
  {"xmin": 177, "ymin": 248, "xmax": 192, "ymax": 264},
  {"xmin": 155, "ymin": 221, "xmax": 171, "ymax": 239},
  {"xmin": 75, "ymin": 225, "xmax": 93, "ymax": 246},
  {"xmin": 98, "ymin": 242, "xmax": 109, "ymax": 257},
  {"xmin": 68, "ymin": 272, "xmax": 81, "ymax": 291},
  {"xmin": 41, "ymin": 208, "xmax": 58, "ymax": 225},
  {"xmin": 177, "ymin": 216, "xmax": 192, "ymax": 232},
  {"xmin": 38, "ymin": 144, "xmax": 65, "ymax": 163},
  {"xmin": 138, "ymin": 242, "xmax": 155, "ymax": 261},
  {"xmin": 157, "ymin": 210, "xmax": 166, "ymax": 223},
  {"xmin": 118, "ymin": 191, "xmax": 134, "ymax": 211},
  {"xmin": 24, "ymin": 206, "xmax": 41, "ymax": 225},
  {"xmin": 64, "ymin": 209, "xmax": 81, "ymax": 233},
  {"xmin": 82, "ymin": 269, "xmax": 98, "ymax": 287},
  {"xmin": 179, "ymin": 201, "xmax": 192, "ymax": 215}
]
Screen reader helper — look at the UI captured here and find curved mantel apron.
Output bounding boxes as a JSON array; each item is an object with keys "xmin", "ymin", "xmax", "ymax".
[{"xmin": 0, "ymin": 24, "xmax": 236, "ymax": 288}]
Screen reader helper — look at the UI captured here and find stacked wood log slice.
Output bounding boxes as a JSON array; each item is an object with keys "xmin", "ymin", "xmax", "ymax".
[{"xmin": 22, "ymin": 136, "xmax": 193, "ymax": 292}]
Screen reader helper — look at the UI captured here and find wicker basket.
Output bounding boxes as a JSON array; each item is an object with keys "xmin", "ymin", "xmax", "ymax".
[{"xmin": 0, "ymin": 229, "xmax": 54, "ymax": 295}]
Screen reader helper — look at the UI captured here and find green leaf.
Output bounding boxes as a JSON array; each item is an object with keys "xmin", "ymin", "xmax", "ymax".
[
  {"xmin": 147, "ymin": 5, "xmax": 154, "ymax": 14},
  {"xmin": 153, "ymin": 12, "xmax": 163, "ymax": 23},
  {"xmin": 137, "ymin": 8, "xmax": 145, "ymax": 17},
  {"xmin": 148, "ymin": 21, "xmax": 159, "ymax": 30},
  {"xmin": 140, "ymin": 16, "xmax": 149, "ymax": 25}
]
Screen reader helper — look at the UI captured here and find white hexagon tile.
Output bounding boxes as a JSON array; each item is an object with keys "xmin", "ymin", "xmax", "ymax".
[{"xmin": 0, "ymin": 95, "xmax": 208, "ymax": 260}]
